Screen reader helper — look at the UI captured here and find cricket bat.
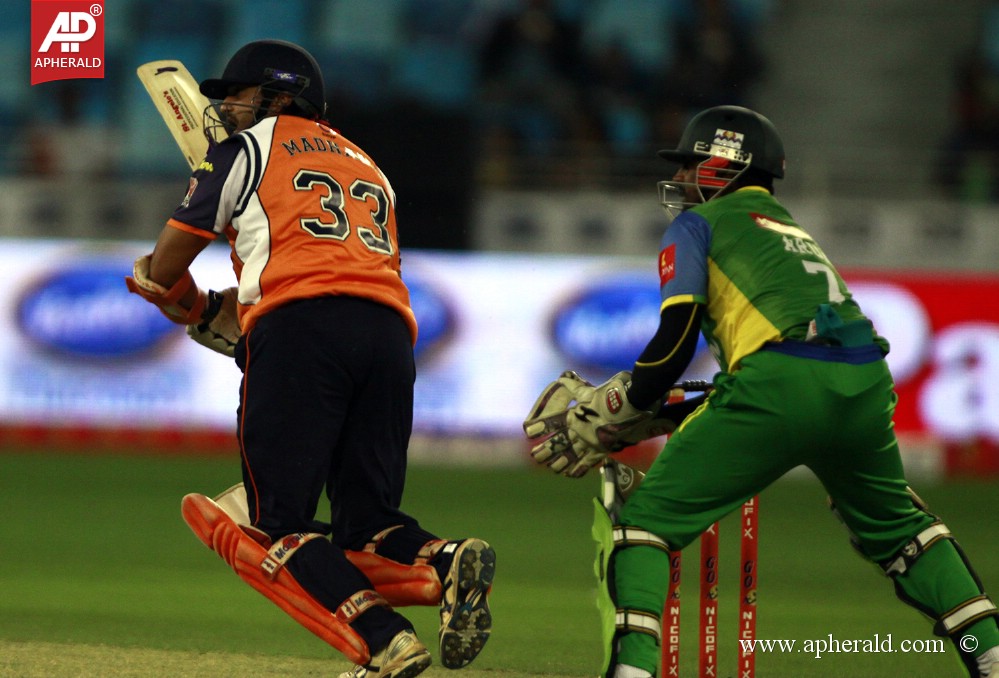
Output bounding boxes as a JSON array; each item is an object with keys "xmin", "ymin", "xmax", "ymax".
[{"xmin": 136, "ymin": 60, "xmax": 211, "ymax": 170}]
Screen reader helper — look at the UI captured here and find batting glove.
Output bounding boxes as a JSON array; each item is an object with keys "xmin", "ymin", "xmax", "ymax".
[{"xmin": 186, "ymin": 286, "xmax": 240, "ymax": 358}]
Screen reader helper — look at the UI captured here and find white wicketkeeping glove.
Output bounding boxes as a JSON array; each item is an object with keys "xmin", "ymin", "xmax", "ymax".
[
  {"xmin": 561, "ymin": 371, "xmax": 660, "ymax": 477},
  {"xmin": 523, "ymin": 371, "xmax": 598, "ymax": 474},
  {"xmin": 524, "ymin": 371, "xmax": 665, "ymax": 478},
  {"xmin": 523, "ymin": 371, "xmax": 594, "ymax": 441},
  {"xmin": 186, "ymin": 287, "xmax": 240, "ymax": 358}
]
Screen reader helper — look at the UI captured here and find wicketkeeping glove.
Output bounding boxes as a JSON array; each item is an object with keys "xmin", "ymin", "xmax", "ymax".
[
  {"xmin": 562, "ymin": 371, "xmax": 661, "ymax": 477},
  {"xmin": 523, "ymin": 371, "xmax": 594, "ymax": 441},
  {"xmin": 186, "ymin": 287, "xmax": 240, "ymax": 358},
  {"xmin": 523, "ymin": 371, "xmax": 599, "ymax": 475},
  {"xmin": 524, "ymin": 371, "xmax": 665, "ymax": 478}
]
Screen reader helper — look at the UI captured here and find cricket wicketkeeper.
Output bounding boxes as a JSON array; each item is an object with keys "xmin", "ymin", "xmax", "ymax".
[{"xmin": 524, "ymin": 105, "xmax": 999, "ymax": 678}]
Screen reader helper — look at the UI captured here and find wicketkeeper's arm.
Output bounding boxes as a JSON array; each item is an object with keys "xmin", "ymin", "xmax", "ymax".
[
  {"xmin": 627, "ymin": 301, "xmax": 704, "ymax": 408},
  {"xmin": 649, "ymin": 391, "xmax": 707, "ymax": 426}
]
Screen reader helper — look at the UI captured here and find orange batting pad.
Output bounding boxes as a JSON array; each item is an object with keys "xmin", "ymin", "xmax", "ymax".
[
  {"xmin": 345, "ymin": 550, "xmax": 442, "ymax": 607},
  {"xmin": 181, "ymin": 492, "xmax": 371, "ymax": 665}
]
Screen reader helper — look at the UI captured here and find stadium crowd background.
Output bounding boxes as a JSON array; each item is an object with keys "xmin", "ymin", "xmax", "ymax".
[
  {"xmin": 12, "ymin": 0, "xmax": 772, "ymax": 183},
  {"xmin": 3, "ymin": 0, "xmax": 998, "ymax": 254}
]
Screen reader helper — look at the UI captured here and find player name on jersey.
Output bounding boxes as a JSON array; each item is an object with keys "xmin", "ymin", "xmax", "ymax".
[{"xmin": 279, "ymin": 135, "xmax": 375, "ymax": 168}]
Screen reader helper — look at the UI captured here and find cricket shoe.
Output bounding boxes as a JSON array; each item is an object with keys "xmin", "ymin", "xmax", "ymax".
[
  {"xmin": 438, "ymin": 538, "xmax": 496, "ymax": 669},
  {"xmin": 978, "ymin": 645, "xmax": 999, "ymax": 677},
  {"xmin": 338, "ymin": 628, "xmax": 431, "ymax": 678}
]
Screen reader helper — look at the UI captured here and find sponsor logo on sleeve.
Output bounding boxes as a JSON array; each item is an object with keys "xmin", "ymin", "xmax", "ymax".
[{"xmin": 659, "ymin": 244, "xmax": 676, "ymax": 286}]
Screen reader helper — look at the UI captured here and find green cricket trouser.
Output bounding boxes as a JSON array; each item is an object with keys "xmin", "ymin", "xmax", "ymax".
[{"xmin": 620, "ymin": 344, "xmax": 930, "ymax": 558}]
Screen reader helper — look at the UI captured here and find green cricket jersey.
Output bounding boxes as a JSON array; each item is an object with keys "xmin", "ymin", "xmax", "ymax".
[{"xmin": 658, "ymin": 186, "xmax": 885, "ymax": 372}]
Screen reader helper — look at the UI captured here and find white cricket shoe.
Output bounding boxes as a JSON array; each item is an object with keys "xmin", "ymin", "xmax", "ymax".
[
  {"xmin": 978, "ymin": 645, "xmax": 999, "ymax": 677},
  {"xmin": 438, "ymin": 538, "xmax": 496, "ymax": 669},
  {"xmin": 338, "ymin": 628, "xmax": 431, "ymax": 678},
  {"xmin": 613, "ymin": 665, "xmax": 653, "ymax": 678}
]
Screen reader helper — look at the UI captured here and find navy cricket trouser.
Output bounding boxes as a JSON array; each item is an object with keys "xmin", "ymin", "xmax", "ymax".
[{"xmin": 233, "ymin": 295, "xmax": 430, "ymax": 646}]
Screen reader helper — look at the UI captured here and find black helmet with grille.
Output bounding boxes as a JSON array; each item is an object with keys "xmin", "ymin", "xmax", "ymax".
[
  {"xmin": 200, "ymin": 39, "xmax": 326, "ymax": 119},
  {"xmin": 658, "ymin": 105, "xmax": 785, "ymax": 179}
]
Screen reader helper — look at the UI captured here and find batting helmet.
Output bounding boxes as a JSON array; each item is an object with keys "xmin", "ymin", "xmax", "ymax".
[
  {"xmin": 200, "ymin": 39, "xmax": 326, "ymax": 118},
  {"xmin": 658, "ymin": 105, "xmax": 785, "ymax": 179}
]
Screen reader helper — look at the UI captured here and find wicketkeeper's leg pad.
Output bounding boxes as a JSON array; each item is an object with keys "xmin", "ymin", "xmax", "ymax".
[
  {"xmin": 592, "ymin": 498, "xmax": 666, "ymax": 678},
  {"xmin": 831, "ymin": 490, "xmax": 999, "ymax": 675},
  {"xmin": 181, "ymin": 492, "xmax": 376, "ymax": 665}
]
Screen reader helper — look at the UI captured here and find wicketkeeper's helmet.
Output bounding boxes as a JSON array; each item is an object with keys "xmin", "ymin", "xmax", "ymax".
[
  {"xmin": 200, "ymin": 39, "xmax": 327, "ymax": 119},
  {"xmin": 656, "ymin": 105, "xmax": 785, "ymax": 214},
  {"xmin": 659, "ymin": 105, "xmax": 785, "ymax": 178}
]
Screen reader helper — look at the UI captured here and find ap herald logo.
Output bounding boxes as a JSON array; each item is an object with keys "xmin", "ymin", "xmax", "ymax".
[{"xmin": 31, "ymin": 1, "xmax": 105, "ymax": 85}]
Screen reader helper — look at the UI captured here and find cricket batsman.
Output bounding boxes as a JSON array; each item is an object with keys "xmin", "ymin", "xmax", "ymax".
[
  {"xmin": 524, "ymin": 105, "xmax": 999, "ymax": 677},
  {"xmin": 125, "ymin": 39, "xmax": 494, "ymax": 678}
]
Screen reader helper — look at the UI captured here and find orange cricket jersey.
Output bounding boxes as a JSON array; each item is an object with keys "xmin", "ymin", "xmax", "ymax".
[{"xmin": 168, "ymin": 115, "xmax": 417, "ymax": 343}]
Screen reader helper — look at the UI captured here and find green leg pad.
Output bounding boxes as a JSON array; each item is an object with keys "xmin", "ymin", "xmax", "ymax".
[
  {"xmin": 593, "ymin": 498, "xmax": 672, "ymax": 676},
  {"xmin": 593, "ymin": 498, "xmax": 617, "ymax": 677},
  {"xmin": 894, "ymin": 539, "xmax": 999, "ymax": 659}
]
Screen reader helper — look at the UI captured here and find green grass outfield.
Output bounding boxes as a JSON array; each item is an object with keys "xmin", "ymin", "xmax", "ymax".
[{"xmin": 1, "ymin": 450, "xmax": 996, "ymax": 677}]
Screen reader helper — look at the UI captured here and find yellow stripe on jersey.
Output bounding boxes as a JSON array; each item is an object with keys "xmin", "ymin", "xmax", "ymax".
[
  {"xmin": 706, "ymin": 258, "xmax": 782, "ymax": 371},
  {"xmin": 660, "ymin": 293, "xmax": 702, "ymax": 310}
]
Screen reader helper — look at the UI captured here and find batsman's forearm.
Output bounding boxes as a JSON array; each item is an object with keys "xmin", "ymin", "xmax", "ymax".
[{"xmin": 147, "ymin": 223, "xmax": 216, "ymax": 316}]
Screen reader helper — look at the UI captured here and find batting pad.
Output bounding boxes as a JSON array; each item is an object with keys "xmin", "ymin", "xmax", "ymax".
[
  {"xmin": 345, "ymin": 550, "xmax": 442, "ymax": 607},
  {"xmin": 181, "ymin": 492, "xmax": 371, "ymax": 665},
  {"xmin": 208, "ymin": 483, "xmax": 442, "ymax": 607}
]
